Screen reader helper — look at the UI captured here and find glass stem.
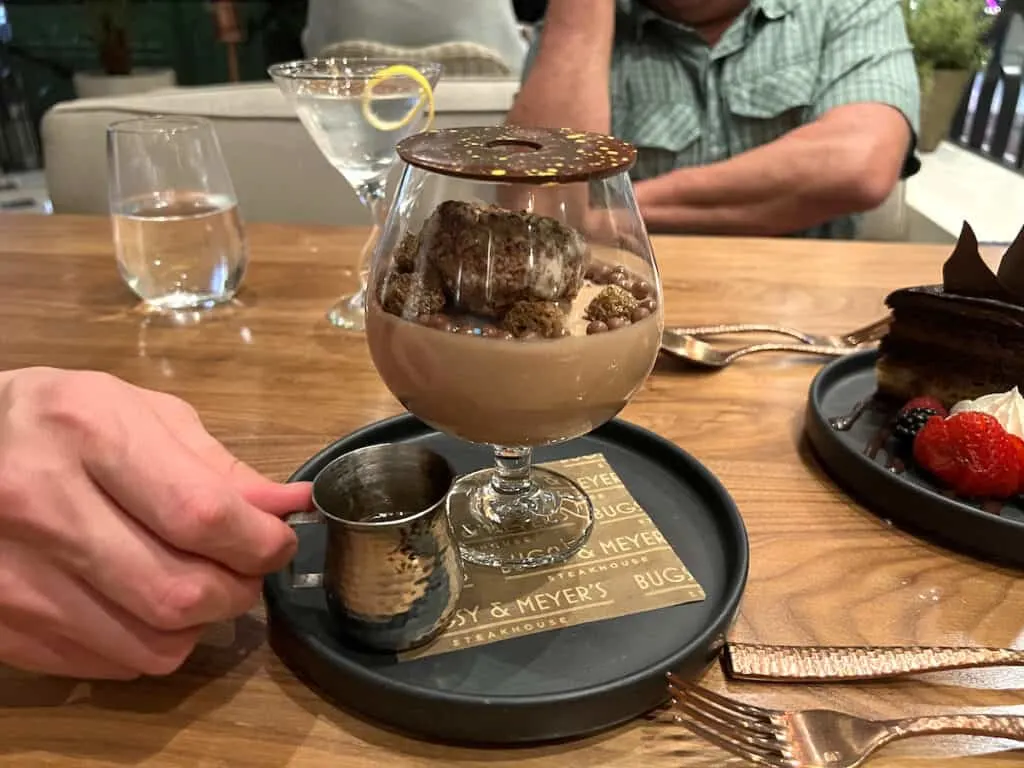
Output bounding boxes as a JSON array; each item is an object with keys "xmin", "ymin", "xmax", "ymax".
[
  {"xmin": 355, "ymin": 180, "xmax": 388, "ymax": 296},
  {"xmin": 490, "ymin": 446, "xmax": 534, "ymax": 496}
]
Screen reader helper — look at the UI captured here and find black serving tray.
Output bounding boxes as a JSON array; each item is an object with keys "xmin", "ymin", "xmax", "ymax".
[
  {"xmin": 263, "ymin": 415, "xmax": 749, "ymax": 744},
  {"xmin": 805, "ymin": 350, "xmax": 1024, "ymax": 569}
]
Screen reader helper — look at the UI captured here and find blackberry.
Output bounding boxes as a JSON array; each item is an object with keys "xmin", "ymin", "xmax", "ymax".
[{"xmin": 893, "ymin": 407, "xmax": 940, "ymax": 451}]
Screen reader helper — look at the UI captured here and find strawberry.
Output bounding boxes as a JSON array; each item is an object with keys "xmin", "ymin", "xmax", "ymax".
[
  {"xmin": 913, "ymin": 416, "xmax": 959, "ymax": 486},
  {"xmin": 900, "ymin": 396, "xmax": 948, "ymax": 418},
  {"xmin": 914, "ymin": 412, "xmax": 1019, "ymax": 498},
  {"xmin": 1009, "ymin": 434, "xmax": 1024, "ymax": 493}
]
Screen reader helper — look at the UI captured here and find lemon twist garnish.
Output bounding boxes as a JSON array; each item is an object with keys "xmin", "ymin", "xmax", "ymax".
[{"xmin": 361, "ymin": 64, "xmax": 435, "ymax": 132}]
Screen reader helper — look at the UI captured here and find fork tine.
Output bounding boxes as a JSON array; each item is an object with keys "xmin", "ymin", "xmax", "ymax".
[
  {"xmin": 672, "ymin": 686, "xmax": 778, "ymax": 737},
  {"xmin": 668, "ymin": 680, "xmax": 780, "ymax": 742},
  {"xmin": 669, "ymin": 693, "xmax": 788, "ymax": 756},
  {"xmin": 670, "ymin": 708, "xmax": 794, "ymax": 768},
  {"xmin": 667, "ymin": 673, "xmax": 781, "ymax": 725},
  {"xmin": 846, "ymin": 316, "xmax": 891, "ymax": 344}
]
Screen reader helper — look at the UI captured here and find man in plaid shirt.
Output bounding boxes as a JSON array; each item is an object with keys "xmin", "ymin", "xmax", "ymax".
[{"xmin": 509, "ymin": 0, "xmax": 921, "ymax": 239}]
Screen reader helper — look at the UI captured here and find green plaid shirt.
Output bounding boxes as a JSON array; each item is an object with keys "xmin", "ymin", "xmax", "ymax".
[{"xmin": 525, "ymin": 0, "xmax": 921, "ymax": 239}]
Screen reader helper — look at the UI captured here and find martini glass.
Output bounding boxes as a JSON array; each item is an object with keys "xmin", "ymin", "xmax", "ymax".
[{"xmin": 269, "ymin": 58, "xmax": 442, "ymax": 330}]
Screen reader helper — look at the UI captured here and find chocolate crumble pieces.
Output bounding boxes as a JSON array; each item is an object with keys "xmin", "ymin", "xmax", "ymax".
[
  {"xmin": 585, "ymin": 285, "xmax": 638, "ymax": 324},
  {"xmin": 501, "ymin": 300, "xmax": 567, "ymax": 339},
  {"xmin": 376, "ymin": 201, "xmax": 658, "ymax": 338},
  {"xmin": 380, "ymin": 272, "xmax": 446, "ymax": 318},
  {"xmin": 392, "ymin": 232, "xmax": 421, "ymax": 273}
]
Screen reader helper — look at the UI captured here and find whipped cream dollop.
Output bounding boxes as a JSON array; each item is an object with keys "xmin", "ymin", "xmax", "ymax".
[{"xmin": 950, "ymin": 387, "xmax": 1024, "ymax": 439}]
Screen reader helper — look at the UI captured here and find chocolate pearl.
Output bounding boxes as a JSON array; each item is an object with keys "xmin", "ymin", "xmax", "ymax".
[
  {"xmin": 630, "ymin": 306, "xmax": 651, "ymax": 323},
  {"xmin": 586, "ymin": 263, "xmax": 612, "ymax": 283},
  {"xmin": 587, "ymin": 320, "xmax": 608, "ymax": 335},
  {"xmin": 639, "ymin": 297, "xmax": 657, "ymax": 312},
  {"xmin": 610, "ymin": 265, "xmax": 628, "ymax": 278},
  {"xmin": 631, "ymin": 281, "xmax": 652, "ymax": 300},
  {"xmin": 607, "ymin": 316, "xmax": 628, "ymax": 330},
  {"xmin": 612, "ymin": 274, "xmax": 633, "ymax": 291}
]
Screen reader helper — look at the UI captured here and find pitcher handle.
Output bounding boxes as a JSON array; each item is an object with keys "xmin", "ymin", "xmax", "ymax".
[{"xmin": 285, "ymin": 509, "xmax": 324, "ymax": 589}]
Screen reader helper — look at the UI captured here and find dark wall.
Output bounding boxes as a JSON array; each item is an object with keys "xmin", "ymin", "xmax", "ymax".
[{"xmin": 5, "ymin": 1, "xmax": 307, "ymax": 130}]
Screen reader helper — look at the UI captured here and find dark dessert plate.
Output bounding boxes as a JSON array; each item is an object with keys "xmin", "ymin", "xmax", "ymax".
[
  {"xmin": 805, "ymin": 350, "xmax": 1024, "ymax": 569},
  {"xmin": 263, "ymin": 415, "xmax": 749, "ymax": 745}
]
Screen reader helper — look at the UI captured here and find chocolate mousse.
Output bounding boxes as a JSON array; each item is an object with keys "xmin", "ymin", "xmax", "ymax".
[
  {"xmin": 366, "ymin": 201, "xmax": 662, "ymax": 447},
  {"xmin": 877, "ymin": 222, "xmax": 1024, "ymax": 406}
]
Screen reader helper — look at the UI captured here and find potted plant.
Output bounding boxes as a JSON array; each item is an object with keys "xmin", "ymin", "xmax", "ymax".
[
  {"xmin": 73, "ymin": 0, "xmax": 176, "ymax": 98},
  {"xmin": 901, "ymin": 0, "xmax": 993, "ymax": 152}
]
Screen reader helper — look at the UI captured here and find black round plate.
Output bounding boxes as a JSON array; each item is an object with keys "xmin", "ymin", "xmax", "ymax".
[
  {"xmin": 805, "ymin": 350, "xmax": 1024, "ymax": 569},
  {"xmin": 264, "ymin": 415, "xmax": 749, "ymax": 745}
]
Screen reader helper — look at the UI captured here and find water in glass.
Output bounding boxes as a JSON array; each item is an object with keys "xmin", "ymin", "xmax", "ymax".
[{"xmin": 112, "ymin": 191, "xmax": 246, "ymax": 310}]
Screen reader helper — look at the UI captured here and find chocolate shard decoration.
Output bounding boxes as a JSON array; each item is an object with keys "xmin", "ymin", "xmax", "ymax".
[
  {"xmin": 942, "ymin": 221, "xmax": 1007, "ymax": 298},
  {"xmin": 996, "ymin": 224, "xmax": 1024, "ymax": 302}
]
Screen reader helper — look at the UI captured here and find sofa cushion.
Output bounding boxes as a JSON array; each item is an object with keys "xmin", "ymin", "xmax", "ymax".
[{"xmin": 42, "ymin": 80, "xmax": 519, "ymax": 226}]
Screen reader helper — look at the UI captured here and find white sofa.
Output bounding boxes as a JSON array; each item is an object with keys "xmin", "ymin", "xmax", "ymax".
[
  {"xmin": 41, "ymin": 79, "xmax": 908, "ymax": 240},
  {"xmin": 41, "ymin": 79, "xmax": 519, "ymax": 227}
]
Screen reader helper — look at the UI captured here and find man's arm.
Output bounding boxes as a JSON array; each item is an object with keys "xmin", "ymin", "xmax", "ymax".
[
  {"xmin": 505, "ymin": 0, "xmax": 616, "ymax": 133},
  {"xmin": 634, "ymin": 0, "xmax": 920, "ymax": 236}
]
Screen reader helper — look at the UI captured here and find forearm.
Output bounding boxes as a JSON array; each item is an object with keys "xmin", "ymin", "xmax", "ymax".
[
  {"xmin": 505, "ymin": 0, "xmax": 615, "ymax": 133},
  {"xmin": 634, "ymin": 107, "xmax": 906, "ymax": 236}
]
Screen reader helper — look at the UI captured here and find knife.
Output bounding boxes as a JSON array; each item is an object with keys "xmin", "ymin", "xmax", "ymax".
[{"xmin": 723, "ymin": 642, "xmax": 1024, "ymax": 682}]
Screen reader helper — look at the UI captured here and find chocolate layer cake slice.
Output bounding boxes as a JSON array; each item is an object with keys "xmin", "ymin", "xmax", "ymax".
[{"xmin": 877, "ymin": 222, "xmax": 1024, "ymax": 406}]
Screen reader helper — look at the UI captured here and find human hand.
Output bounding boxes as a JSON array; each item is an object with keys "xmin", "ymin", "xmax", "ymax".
[{"xmin": 0, "ymin": 368, "xmax": 310, "ymax": 680}]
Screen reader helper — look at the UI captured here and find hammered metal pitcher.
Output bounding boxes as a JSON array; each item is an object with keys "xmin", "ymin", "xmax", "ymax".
[{"xmin": 289, "ymin": 443, "xmax": 462, "ymax": 652}]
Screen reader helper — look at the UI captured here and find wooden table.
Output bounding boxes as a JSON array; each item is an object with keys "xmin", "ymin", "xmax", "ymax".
[{"xmin": 0, "ymin": 214, "xmax": 1021, "ymax": 767}]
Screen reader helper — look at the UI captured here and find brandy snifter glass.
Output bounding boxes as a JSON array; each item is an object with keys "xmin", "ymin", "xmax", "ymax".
[{"xmin": 365, "ymin": 126, "xmax": 664, "ymax": 570}]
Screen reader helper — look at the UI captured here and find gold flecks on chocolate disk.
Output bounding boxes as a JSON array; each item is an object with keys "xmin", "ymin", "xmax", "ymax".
[{"xmin": 396, "ymin": 125, "xmax": 635, "ymax": 182}]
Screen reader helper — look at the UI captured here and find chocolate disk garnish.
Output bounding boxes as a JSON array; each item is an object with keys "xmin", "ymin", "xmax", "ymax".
[{"xmin": 396, "ymin": 126, "xmax": 637, "ymax": 185}]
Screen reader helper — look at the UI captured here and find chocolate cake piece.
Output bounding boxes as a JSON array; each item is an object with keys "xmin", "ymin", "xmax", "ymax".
[
  {"xmin": 876, "ymin": 222, "xmax": 1024, "ymax": 405},
  {"xmin": 419, "ymin": 200, "xmax": 589, "ymax": 317}
]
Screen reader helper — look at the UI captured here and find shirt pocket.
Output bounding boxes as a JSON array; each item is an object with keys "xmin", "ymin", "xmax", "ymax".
[
  {"xmin": 616, "ymin": 98, "xmax": 702, "ymax": 179},
  {"xmin": 723, "ymin": 62, "xmax": 817, "ymax": 152}
]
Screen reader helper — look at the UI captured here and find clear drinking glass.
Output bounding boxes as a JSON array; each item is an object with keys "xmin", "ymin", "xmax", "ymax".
[
  {"xmin": 107, "ymin": 116, "xmax": 247, "ymax": 311},
  {"xmin": 365, "ymin": 126, "xmax": 664, "ymax": 571},
  {"xmin": 269, "ymin": 57, "xmax": 442, "ymax": 331}
]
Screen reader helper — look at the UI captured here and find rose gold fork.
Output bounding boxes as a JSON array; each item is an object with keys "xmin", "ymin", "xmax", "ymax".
[
  {"xmin": 666, "ymin": 673, "xmax": 1024, "ymax": 768},
  {"xmin": 664, "ymin": 316, "xmax": 891, "ymax": 348}
]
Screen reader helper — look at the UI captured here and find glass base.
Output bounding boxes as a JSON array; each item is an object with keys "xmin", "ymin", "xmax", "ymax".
[
  {"xmin": 326, "ymin": 288, "xmax": 366, "ymax": 331},
  {"xmin": 138, "ymin": 290, "xmax": 236, "ymax": 312},
  {"xmin": 447, "ymin": 466, "xmax": 595, "ymax": 571}
]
